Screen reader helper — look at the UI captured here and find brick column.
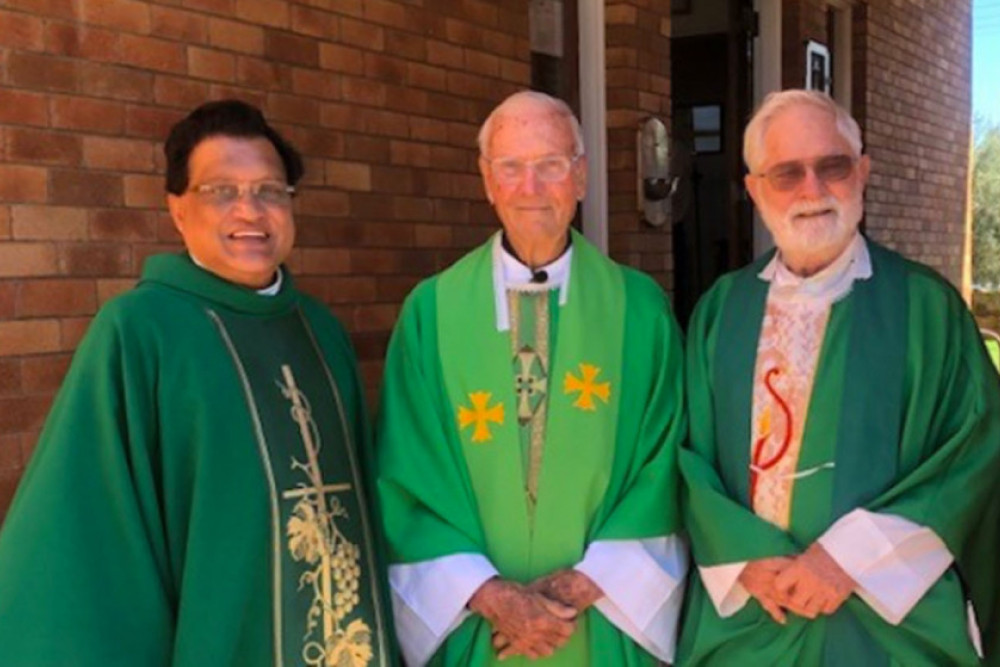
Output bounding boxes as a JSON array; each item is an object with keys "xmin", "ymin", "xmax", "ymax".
[
  {"xmin": 604, "ymin": 0, "xmax": 674, "ymax": 292},
  {"xmin": 857, "ymin": 0, "xmax": 972, "ymax": 285}
]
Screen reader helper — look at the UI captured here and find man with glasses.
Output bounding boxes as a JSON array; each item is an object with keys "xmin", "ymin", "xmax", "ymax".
[
  {"xmin": 0, "ymin": 100, "xmax": 395, "ymax": 666},
  {"xmin": 377, "ymin": 90, "xmax": 688, "ymax": 666},
  {"xmin": 678, "ymin": 89, "xmax": 1000, "ymax": 665}
]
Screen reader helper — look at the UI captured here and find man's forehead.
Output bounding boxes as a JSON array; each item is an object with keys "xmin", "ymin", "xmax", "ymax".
[
  {"xmin": 488, "ymin": 108, "xmax": 574, "ymax": 153},
  {"xmin": 760, "ymin": 104, "xmax": 849, "ymax": 162},
  {"xmin": 188, "ymin": 136, "xmax": 283, "ymax": 174}
]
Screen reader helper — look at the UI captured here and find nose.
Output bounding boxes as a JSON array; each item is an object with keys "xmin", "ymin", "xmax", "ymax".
[
  {"xmin": 231, "ymin": 190, "xmax": 267, "ymax": 217},
  {"xmin": 516, "ymin": 167, "xmax": 543, "ymax": 195},
  {"xmin": 797, "ymin": 165, "xmax": 827, "ymax": 198}
]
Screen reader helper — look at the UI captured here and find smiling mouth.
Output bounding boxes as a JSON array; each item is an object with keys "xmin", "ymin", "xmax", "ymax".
[
  {"xmin": 794, "ymin": 208, "xmax": 835, "ymax": 220},
  {"xmin": 229, "ymin": 230, "xmax": 269, "ymax": 241}
]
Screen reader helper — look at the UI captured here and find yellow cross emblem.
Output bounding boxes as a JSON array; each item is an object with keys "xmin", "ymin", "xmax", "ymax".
[
  {"xmin": 564, "ymin": 363, "xmax": 611, "ymax": 411},
  {"xmin": 458, "ymin": 391, "xmax": 505, "ymax": 443}
]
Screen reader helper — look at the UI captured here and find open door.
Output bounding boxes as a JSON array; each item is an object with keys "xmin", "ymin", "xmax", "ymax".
[{"xmin": 670, "ymin": 0, "xmax": 756, "ymax": 327}]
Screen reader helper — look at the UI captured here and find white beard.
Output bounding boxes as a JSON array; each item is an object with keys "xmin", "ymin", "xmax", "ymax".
[{"xmin": 762, "ymin": 193, "xmax": 863, "ymax": 271}]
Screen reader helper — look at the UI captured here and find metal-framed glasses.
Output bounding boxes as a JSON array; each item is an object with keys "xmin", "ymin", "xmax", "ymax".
[
  {"xmin": 189, "ymin": 181, "xmax": 296, "ymax": 208},
  {"xmin": 754, "ymin": 154, "xmax": 858, "ymax": 192},
  {"xmin": 487, "ymin": 154, "xmax": 581, "ymax": 185}
]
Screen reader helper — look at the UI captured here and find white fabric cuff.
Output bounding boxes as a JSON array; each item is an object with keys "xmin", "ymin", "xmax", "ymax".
[
  {"xmin": 575, "ymin": 536, "xmax": 688, "ymax": 662},
  {"xmin": 817, "ymin": 509, "xmax": 953, "ymax": 625},
  {"xmin": 389, "ymin": 553, "xmax": 498, "ymax": 667},
  {"xmin": 698, "ymin": 561, "xmax": 750, "ymax": 617}
]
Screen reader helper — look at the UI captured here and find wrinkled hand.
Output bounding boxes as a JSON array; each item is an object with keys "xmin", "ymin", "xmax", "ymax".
[
  {"xmin": 738, "ymin": 556, "xmax": 795, "ymax": 624},
  {"xmin": 491, "ymin": 570, "xmax": 600, "ymax": 657},
  {"xmin": 773, "ymin": 542, "xmax": 855, "ymax": 619},
  {"xmin": 528, "ymin": 569, "xmax": 603, "ymax": 613},
  {"xmin": 469, "ymin": 578, "xmax": 577, "ymax": 660}
]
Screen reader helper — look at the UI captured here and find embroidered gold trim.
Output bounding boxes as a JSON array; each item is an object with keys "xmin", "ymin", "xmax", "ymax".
[
  {"xmin": 207, "ymin": 309, "xmax": 286, "ymax": 667},
  {"xmin": 526, "ymin": 293, "xmax": 550, "ymax": 508},
  {"xmin": 298, "ymin": 311, "xmax": 389, "ymax": 664}
]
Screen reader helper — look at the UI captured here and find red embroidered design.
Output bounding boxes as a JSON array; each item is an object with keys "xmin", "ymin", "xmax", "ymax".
[{"xmin": 750, "ymin": 367, "xmax": 793, "ymax": 501}]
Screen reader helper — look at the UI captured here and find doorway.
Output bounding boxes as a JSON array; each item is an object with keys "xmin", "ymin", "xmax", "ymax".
[{"xmin": 670, "ymin": 0, "xmax": 756, "ymax": 327}]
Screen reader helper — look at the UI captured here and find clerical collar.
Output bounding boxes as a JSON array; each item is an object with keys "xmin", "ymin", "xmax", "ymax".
[
  {"xmin": 499, "ymin": 232, "xmax": 572, "ymax": 283},
  {"xmin": 499, "ymin": 233, "xmax": 572, "ymax": 290},
  {"xmin": 188, "ymin": 252, "xmax": 283, "ymax": 296},
  {"xmin": 491, "ymin": 232, "xmax": 573, "ymax": 332},
  {"xmin": 759, "ymin": 232, "xmax": 872, "ymax": 304},
  {"xmin": 256, "ymin": 269, "xmax": 283, "ymax": 296}
]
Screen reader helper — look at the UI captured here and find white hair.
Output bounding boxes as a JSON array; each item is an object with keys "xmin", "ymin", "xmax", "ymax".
[
  {"xmin": 477, "ymin": 90, "xmax": 585, "ymax": 158},
  {"xmin": 743, "ymin": 89, "xmax": 863, "ymax": 173}
]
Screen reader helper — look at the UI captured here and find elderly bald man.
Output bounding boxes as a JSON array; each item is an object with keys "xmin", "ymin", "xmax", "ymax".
[{"xmin": 377, "ymin": 90, "xmax": 688, "ymax": 666}]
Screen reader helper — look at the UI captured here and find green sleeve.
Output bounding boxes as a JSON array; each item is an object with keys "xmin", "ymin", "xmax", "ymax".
[
  {"xmin": 866, "ymin": 274, "xmax": 1000, "ymax": 661},
  {"xmin": 591, "ymin": 271, "xmax": 686, "ymax": 540},
  {"xmin": 680, "ymin": 278, "xmax": 799, "ymax": 565},
  {"xmin": 0, "ymin": 302, "xmax": 175, "ymax": 667},
  {"xmin": 375, "ymin": 281, "xmax": 487, "ymax": 564}
]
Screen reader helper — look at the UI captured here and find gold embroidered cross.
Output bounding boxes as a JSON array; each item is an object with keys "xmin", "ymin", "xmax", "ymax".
[
  {"xmin": 458, "ymin": 391, "xmax": 504, "ymax": 443},
  {"xmin": 564, "ymin": 363, "xmax": 611, "ymax": 411}
]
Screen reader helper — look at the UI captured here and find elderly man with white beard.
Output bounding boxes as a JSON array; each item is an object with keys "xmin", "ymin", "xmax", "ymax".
[{"xmin": 676, "ymin": 89, "xmax": 1000, "ymax": 666}]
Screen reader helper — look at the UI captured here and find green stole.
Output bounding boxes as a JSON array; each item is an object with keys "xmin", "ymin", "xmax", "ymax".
[
  {"xmin": 713, "ymin": 243, "xmax": 907, "ymax": 664},
  {"xmin": 508, "ymin": 289, "xmax": 556, "ymax": 510},
  {"xmin": 436, "ymin": 230, "xmax": 624, "ymax": 665}
]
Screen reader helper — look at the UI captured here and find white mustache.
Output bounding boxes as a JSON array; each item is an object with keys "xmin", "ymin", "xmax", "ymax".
[{"xmin": 786, "ymin": 197, "xmax": 840, "ymax": 220}]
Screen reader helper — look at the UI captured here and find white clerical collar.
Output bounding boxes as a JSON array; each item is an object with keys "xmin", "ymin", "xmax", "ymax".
[
  {"xmin": 758, "ymin": 232, "xmax": 872, "ymax": 304},
  {"xmin": 492, "ymin": 232, "xmax": 572, "ymax": 332},
  {"xmin": 189, "ymin": 252, "xmax": 283, "ymax": 296},
  {"xmin": 257, "ymin": 268, "xmax": 283, "ymax": 296}
]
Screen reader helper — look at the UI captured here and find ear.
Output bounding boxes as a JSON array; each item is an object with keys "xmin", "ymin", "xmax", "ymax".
[
  {"xmin": 857, "ymin": 154, "xmax": 871, "ymax": 188},
  {"xmin": 478, "ymin": 156, "xmax": 495, "ymax": 204},
  {"xmin": 744, "ymin": 173, "xmax": 761, "ymax": 208},
  {"xmin": 167, "ymin": 193, "xmax": 188, "ymax": 236},
  {"xmin": 573, "ymin": 154, "xmax": 588, "ymax": 201}
]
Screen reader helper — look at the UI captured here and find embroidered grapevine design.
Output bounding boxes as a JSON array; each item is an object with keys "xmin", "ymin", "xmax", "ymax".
[{"xmin": 280, "ymin": 365, "xmax": 372, "ymax": 667}]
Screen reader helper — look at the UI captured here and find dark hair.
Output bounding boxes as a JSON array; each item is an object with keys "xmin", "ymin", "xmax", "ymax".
[{"xmin": 163, "ymin": 99, "xmax": 304, "ymax": 195}]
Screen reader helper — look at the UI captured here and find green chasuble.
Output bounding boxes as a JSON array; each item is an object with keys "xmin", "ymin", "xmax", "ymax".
[
  {"xmin": 377, "ymin": 231, "xmax": 686, "ymax": 666},
  {"xmin": 0, "ymin": 254, "xmax": 396, "ymax": 667},
  {"xmin": 677, "ymin": 239, "xmax": 1000, "ymax": 666}
]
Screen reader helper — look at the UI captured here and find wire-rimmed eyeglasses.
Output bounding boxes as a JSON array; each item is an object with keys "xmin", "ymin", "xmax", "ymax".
[
  {"xmin": 188, "ymin": 181, "xmax": 296, "ymax": 208},
  {"xmin": 485, "ymin": 154, "xmax": 582, "ymax": 185}
]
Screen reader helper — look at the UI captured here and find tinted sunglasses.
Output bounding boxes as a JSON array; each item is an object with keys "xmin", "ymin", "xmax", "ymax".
[{"xmin": 754, "ymin": 154, "xmax": 858, "ymax": 192}]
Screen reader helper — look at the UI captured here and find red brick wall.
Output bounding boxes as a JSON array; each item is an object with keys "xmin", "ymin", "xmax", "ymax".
[
  {"xmin": 0, "ymin": 0, "xmax": 531, "ymax": 518},
  {"xmin": 782, "ymin": 0, "xmax": 971, "ymax": 285},
  {"xmin": 605, "ymin": 0, "xmax": 673, "ymax": 289},
  {"xmin": 856, "ymin": 0, "xmax": 971, "ymax": 284}
]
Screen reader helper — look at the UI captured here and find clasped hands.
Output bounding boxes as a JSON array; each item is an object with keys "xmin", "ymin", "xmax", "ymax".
[
  {"xmin": 739, "ymin": 542, "xmax": 855, "ymax": 624},
  {"xmin": 467, "ymin": 569, "xmax": 602, "ymax": 660}
]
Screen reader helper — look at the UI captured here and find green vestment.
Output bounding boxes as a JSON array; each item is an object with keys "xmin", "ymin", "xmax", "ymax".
[
  {"xmin": 377, "ymin": 232, "xmax": 686, "ymax": 666},
  {"xmin": 0, "ymin": 254, "xmax": 396, "ymax": 667},
  {"xmin": 678, "ymin": 240, "xmax": 1000, "ymax": 666}
]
